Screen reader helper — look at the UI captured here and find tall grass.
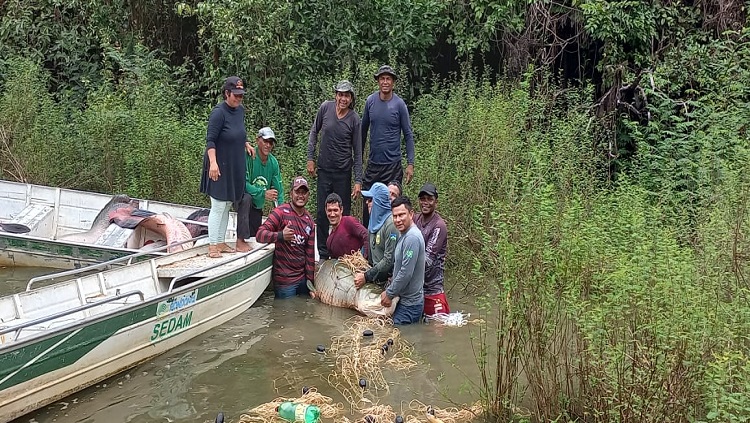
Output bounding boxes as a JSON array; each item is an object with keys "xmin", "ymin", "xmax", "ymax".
[
  {"xmin": 0, "ymin": 57, "xmax": 396, "ymax": 209},
  {"xmin": 412, "ymin": 73, "xmax": 750, "ymax": 422},
  {"xmin": 3, "ymin": 55, "xmax": 750, "ymax": 422}
]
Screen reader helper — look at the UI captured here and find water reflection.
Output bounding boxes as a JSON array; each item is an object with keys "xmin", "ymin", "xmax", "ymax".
[{"xmin": 4, "ymin": 271, "xmax": 481, "ymax": 423}]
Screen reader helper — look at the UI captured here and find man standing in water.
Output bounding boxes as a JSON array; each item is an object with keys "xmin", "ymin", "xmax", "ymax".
[
  {"xmin": 307, "ymin": 80, "xmax": 363, "ymax": 260},
  {"xmin": 381, "ymin": 196, "xmax": 425, "ymax": 325},
  {"xmin": 413, "ymin": 183, "xmax": 450, "ymax": 316},
  {"xmin": 361, "ymin": 65, "xmax": 415, "ymax": 227},
  {"xmin": 256, "ymin": 177, "xmax": 316, "ymax": 299},
  {"xmin": 234, "ymin": 127, "xmax": 284, "ymax": 252},
  {"xmin": 324, "ymin": 193, "xmax": 369, "ymax": 260},
  {"xmin": 354, "ymin": 182, "xmax": 398, "ymax": 288}
]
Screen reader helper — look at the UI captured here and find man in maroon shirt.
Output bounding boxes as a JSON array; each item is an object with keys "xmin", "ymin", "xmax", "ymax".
[
  {"xmin": 324, "ymin": 193, "xmax": 369, "ymax": 259},
  {"xmin": 256, "ymin": 176, "xmax": 316, "ymax": 299},
  {"xmin": 414, "ymin": 182, "xmax": 450, "ymax": 315}
]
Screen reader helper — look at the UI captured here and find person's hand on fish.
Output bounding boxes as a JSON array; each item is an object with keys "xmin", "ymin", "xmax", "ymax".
[
  {"xmin": 380, "ymin": 291, "xmax": 392, "ymax": 307},
  {"xmin": 354, "ymin": 272, "xmax": 366, "ymax": 288},
  {"xmin": 208, "ymin": 162, "xmax": 221, "ymax": 181},
  {"xmin": 307, "ymin": 279, "xmax": 317, "ymax": 299},
  {"xmin": 281, "ymin": 225, "xmax": 294, "ymax": 241}
]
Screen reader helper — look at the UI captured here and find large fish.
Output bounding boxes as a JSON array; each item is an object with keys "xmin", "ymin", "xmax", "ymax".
[
  {"xmin": 183, "ymin": 208, "xmax": 210, "ymax": 238},
  {"xmin": 311, "ymin": 259, "xmax": 398, "ymax": 318},
  {"xmin": 59, "ymin": 194, "xmax": 139, "ymax": 244},
  {"xmin": 109, "ymin": 209, "xmax": 194, "ymax": 253}
]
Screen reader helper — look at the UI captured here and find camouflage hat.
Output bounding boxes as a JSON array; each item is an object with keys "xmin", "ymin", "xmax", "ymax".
[
  {"xmin": 334, "ymin": 80, "xmax": 355, "ymax": 94},
  {"xmin": 374, "ymin": 65, "xmax": 397, "ymax": 81}
]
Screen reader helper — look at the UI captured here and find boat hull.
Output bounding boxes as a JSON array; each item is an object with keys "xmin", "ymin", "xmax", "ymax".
[
  {"xmin": 0, "ymin": 232, "xmax": 147, "ymax": 269},
  {"xmin": 0, "ymin": 179, "xmax": 237, "ymax": 269},
  {"xmin": 0, "ymin": 252, "xmax": 272, "ymax": 421}
]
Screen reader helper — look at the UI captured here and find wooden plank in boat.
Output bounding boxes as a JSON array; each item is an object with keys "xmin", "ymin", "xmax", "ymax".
[{"xmin": 156, "ymin": 251, "xmax": 258, "ymax": 278}]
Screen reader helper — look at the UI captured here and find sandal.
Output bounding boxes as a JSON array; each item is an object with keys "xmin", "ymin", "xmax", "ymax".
[
  {"xmin": 208, "ymin": 245, "xmax": 222, "ymax": 258},
  {"xmin": 217, "ymin": 242, "xmax": 236, "ymax": 253}
]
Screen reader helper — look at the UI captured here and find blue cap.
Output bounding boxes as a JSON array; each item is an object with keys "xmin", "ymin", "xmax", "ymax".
[{"xmin": 361, "ymin": 182, "xmax": 389, "ymax": 202}]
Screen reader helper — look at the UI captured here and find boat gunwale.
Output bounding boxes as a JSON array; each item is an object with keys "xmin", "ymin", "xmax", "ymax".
[
  {"xmin": 0, "ymin": 245, "xmax": 274, "ymax": 353},
  {"xmin": 0, "ymin": 231, "xmax": 151, "ymax": 254}
]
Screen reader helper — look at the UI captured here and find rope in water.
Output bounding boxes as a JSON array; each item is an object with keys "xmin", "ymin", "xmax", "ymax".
[
  {"xmin": 237, "ymin": 265, "xmax": 486, "ymax": 422},
  {"xmin": 327, "ymin": 317, "xmax": 403, "ymax": 408},
  {"xmin": 238, "ymin": 388, "xmax": 343, "ymax": 422}
]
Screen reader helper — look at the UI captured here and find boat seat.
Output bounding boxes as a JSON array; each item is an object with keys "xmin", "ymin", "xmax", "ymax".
[
  {"xmin": 9, "ymin": 203, "xmax": 54, "ymax": 237},
  {"xmin": 0, "ymin": 316, "xmax": 82, "ymax": 344},
  {"xmin": 94, "ymin": 223, "xmax": 134, "ymax": 248}
]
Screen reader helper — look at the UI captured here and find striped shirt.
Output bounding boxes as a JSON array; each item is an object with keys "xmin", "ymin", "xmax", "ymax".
[{"xmin": 256, "ymin": 203, "xmax": 315, "ymax": 286}]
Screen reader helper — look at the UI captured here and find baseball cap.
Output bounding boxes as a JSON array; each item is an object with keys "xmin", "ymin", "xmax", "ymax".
[
  {"xmin": 361, "ymin": 182, "xmax": 389, "ymax": 200},
  {"xmin": 374, "ymin": 65, "xmax": 397, "ymax": 81},
  {"xmin": 418, "ymin": 183, "xmax": 438, "ymax": 198},
  {"xmin": 257, "ymin": 127, "xmax": 276, "ymax": 143},
  {"xmin": 223, "ymin": 76, "xmax": 245, "ymax": 95},
  {"xmin": 292, "ymin": 176, "xmax": 309, "ymax": 191}
]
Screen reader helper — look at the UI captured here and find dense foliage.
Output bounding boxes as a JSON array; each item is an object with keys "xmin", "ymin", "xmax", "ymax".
[{"xmin": 1, "ymin": 0, "xmax": 749, "ymax": 421}]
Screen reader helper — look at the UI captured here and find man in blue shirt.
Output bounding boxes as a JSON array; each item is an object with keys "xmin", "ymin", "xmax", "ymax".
[{"xmin": 361, "ymin": 65, "xmax": 415, "ymax": 227}]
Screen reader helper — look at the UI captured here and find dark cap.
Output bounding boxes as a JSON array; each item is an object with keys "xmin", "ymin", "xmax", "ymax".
[
  {"xmin": 223, "ymin": 76, "xmax": 245, "ymax": 95},
  {"xmin": 418, "ymin": 183, "xmax": 438, "ymax": 198},
  {"xmin": 374, "ymin": 65, "xmax": 397, "ymax": 81},
  {"xmin": 292, "ymin": 176, "xmax": 309, "ymax": 191},
  {"xmin": 257, "ymin": 127, "xmax": 276, "ymax": 143}
]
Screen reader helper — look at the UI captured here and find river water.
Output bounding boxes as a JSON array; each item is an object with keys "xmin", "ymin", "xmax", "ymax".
[{"xmin": 2, "ymin": 267, "xmax": 481, "ymax": 423}]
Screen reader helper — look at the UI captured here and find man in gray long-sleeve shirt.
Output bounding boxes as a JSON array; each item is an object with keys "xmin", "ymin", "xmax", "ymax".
[
  {"xmin": 307, "ymin": 80, "xmax": 363, "ymax": 260},
  {"xmin": 381, "ymin": 196, "xmax": 425, "ymax": 325},
  {"xmin": 361, "ymin": 65, "xmax": 415, "ymax": 228}
]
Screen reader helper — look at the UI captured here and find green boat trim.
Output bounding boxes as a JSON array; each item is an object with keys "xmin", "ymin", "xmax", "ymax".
[{"xmin": 0, "ymin": 253, "xmax": 272, "ymax": 391}]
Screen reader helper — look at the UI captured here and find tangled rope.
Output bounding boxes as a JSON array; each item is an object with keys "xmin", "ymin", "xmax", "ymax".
[
  {"xmin": 407, "ymin": 400, "xmax": 484, "ymax": 423},
  {"xmin": 326, "ymin": 317, "xmax": 405, "ymax": 408},
  {"xmin": 337, "ymin": 251, "xmax": 370, "ymax": 274},
  {"xmin": 238, "ymin": 387, "xmax": 344, "ymax": 422},
  {"xmin": 236, "ymin": 255, "xmax": 487, "ymax": 423}
]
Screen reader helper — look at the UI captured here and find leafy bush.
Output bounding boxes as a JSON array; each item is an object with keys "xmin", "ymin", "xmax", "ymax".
[{"xmin": 415, "ymin": 72, "xmax": 750, "ymax": 422}]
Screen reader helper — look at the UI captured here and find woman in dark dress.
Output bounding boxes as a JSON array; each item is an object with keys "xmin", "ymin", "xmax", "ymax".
[{"xmin": 199, "ymin": 76, "xmax": 249, "ymax": 258}]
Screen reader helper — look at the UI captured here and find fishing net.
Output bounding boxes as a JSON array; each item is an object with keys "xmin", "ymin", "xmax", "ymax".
[
  {"xmin": 237, "ymin": 253, "xmax": 486, "ymax": 422},
  {"xmin": 348, "ymin": 401, "xmax": 485, "ymax": 423},
  {"xmin": 406, "ymin": 400, "xmax": 484, "ymax": 422},
  {"xmin": 238, "ymin": 387, "xmax": 344, "ymax": 422},
  {"xmin": 423, "ymin": 312, "xmax": 485, "ymax": 327},
  {"xmin": 236, "ymin": 316, "xmax": 485, "ymax": 422},
  {"xmin": 337, "ymin": 251, "xmax": 370, "ymax": 274},
  {"xmin": 326, "ymin": 316, "xmax": 409, "ymax": 408}
]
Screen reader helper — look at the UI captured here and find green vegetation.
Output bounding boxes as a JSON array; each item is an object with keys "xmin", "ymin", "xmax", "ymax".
[{"xmin": 1, "ymin": 0, "xmax": 749, "ymax": 421}]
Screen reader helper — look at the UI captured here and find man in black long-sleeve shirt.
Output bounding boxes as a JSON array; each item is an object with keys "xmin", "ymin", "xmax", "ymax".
[{"xmin": 307, "ymin": 80, "xmax": 363, "ymax": 260}]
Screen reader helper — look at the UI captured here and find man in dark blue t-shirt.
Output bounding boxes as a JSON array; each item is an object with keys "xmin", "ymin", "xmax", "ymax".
[{"xmin": 361, "ymin": 65, "xmax": 415, "ymax": 227}]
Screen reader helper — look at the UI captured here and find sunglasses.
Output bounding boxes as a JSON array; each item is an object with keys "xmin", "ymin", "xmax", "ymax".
[{"xmin": 232, "ymin": 92, "xmax": 244, "ymax": 98}]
